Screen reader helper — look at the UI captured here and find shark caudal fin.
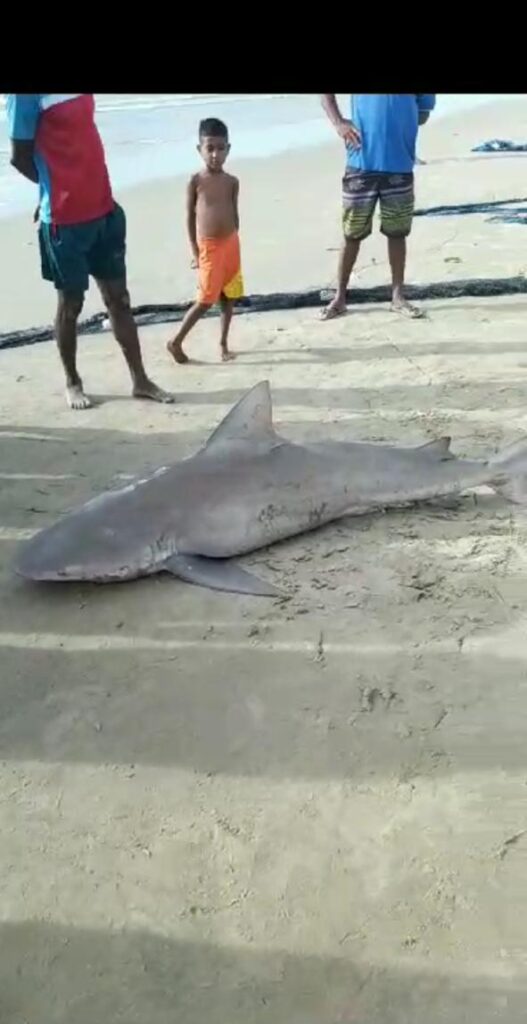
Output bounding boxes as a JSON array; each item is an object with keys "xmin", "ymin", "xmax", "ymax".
[{"xmin": 489, "ymin": 438, "xmax": 527, "ymax": 503}]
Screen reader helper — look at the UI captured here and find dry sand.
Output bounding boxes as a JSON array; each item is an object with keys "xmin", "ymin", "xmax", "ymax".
[{"xmin": 2, "ymin": 100, "xmax": 527, "ymax": 1022}]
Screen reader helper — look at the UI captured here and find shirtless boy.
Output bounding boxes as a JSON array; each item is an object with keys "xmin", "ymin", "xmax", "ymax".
[{"xmin": 167, "ymin": 118, "xmax": 243, "ymax": 364}]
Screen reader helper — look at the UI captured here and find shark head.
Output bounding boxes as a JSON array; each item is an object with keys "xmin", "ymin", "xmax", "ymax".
[
  {"xmin": 13, "ymin": 473, "xmax": 176, "ymax": 583},
  {"xmin": 13, "ymin": 381, "xmax": 278, "ymax": 586},
  {"xmin": 14, "ymin": 513, "xmax": 139, "ymax": 582}
]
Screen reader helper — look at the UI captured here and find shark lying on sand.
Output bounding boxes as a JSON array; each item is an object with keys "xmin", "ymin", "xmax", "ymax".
[{"xmin": 13, "ymin": 381, "xmax": 527, "ymax": 596}]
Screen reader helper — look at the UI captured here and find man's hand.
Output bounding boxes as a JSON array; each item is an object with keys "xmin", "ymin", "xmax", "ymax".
[
  {"xmin": 190, "ymin": 250, "xmax": 199, "ymax": 269},
  {"xmin": 336, "ymin": 118, "xmax": 361, "ymax": 149},
  {"xmin": 320, "ymin": 95, "xmax": 361, "ymax": 150},
  {"xmin": 10, "ymin": 140, "xmax": 39, "ymax": 184}
]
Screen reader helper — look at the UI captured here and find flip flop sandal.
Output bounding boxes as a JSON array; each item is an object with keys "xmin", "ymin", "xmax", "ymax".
[
  {"xmin": 319, "ymin": 304, "xmax": 347, "ymax": 321},
  {"xmin": 389, "ymin": 303, "xmax": 425, "ymax": 320}
]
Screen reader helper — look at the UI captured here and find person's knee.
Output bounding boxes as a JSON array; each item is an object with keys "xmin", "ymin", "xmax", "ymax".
[
  {"xmin": 57, "ymin": 293, "xmax": 84, "ymax": 323},
  {"xmin": 343, "ymin": 234, "xmax": 364, "ymax": 249},
  {"xmin": 104, "ymin": 287, "xmax": 131, "ymax": 318},
  {"xmin": 384, "ymin": 232, "xmax": 409, "ymax": 244}
]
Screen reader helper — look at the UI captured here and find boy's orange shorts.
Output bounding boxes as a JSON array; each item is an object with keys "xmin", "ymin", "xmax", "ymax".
[{"xmin": 197, "ymin": 231, "xmax": 244, "ymax": 305}]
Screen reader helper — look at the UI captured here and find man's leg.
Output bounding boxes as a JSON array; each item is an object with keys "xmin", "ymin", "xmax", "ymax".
[
  {"xmin": 380, "ymin": 174, "xmax": 423, "ymax": 318},
  {"xmin": 322, "ymin": 239, "xmax": 361, "ymax": 319},
  {"xmin": 38, "ymin": 221, "xmax": 93, "ymax": 409},
  {"xmin": 97, "ymin": 279, "xmax": 173, "ymax": 402},
  {"xmin": 387, "ymin": 236, "xmax": 409, "ymax": 307},
  {"xmin": 219, "ymin": 295, "xmax": 236, "ymax": 361},
  {"xmin": 386, "ymin": 235, "xmax": 423, "ymax": 317},
  {"xmin": 55, "ymin": 291, "xmax": 92, "ymax": 409},
  {"xmin": 89, "ymin": 203, "xmax": 172, "ymax": 400},
  {"xmin": 321, "ymin": 172, "xmax": 376, "ymax": 321}
]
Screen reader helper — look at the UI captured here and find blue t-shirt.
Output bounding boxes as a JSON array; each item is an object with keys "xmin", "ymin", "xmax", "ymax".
[{"xmin": 346, "ymin": 94, "xmax": 436, "ymax": 174}]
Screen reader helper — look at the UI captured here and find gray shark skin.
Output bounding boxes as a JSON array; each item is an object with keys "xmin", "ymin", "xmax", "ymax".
[{"xmin": 12, "ymin": 381, "xmax": 527, "ymax": 596}]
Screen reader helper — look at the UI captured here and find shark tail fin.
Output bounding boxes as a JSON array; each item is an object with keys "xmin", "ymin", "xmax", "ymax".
[{"xmin": 489, "ymin": 438, "xmax": 527, "ymax": 504}]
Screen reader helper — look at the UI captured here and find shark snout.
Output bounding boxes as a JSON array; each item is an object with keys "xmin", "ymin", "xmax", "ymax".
[
  {"xmin": 13, "ymin": 537, "xmax": 79, "ymax": 581},
  {"xmin": 13, "ymin": 519, "xmax": 115, "ymax": 582}
]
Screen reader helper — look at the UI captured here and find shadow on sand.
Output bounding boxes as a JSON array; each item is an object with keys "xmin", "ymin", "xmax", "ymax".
[{"xmin": 0, "ymin": 917, "xmax": 522, "ymax": 1024}]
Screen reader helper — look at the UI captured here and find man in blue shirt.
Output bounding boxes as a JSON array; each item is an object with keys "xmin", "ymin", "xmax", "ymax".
[{"xmin": 320, "ymin": 94, "xmax": 436, "ymax": 320}]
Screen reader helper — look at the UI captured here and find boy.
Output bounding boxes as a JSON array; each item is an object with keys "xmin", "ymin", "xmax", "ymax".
[
  {"xmin": 320, "ymin": 94, "xmax": 436, "ymax": 321},
  {"xmin": 167, "ymin": 118, "xmax": 243, "ymax": 364}
]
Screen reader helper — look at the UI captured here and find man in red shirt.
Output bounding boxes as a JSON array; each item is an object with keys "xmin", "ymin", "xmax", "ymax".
[{"xmin": 7, "ymin": 93, "xmax": 173, "ymax": 409}]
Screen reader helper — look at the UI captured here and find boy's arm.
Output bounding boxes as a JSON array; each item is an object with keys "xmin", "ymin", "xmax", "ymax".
[
  {"xmin": 186, "ymin": 175, "xmax": 199, "ymax": 264},
  {"xmin": 233, "ymin": 177, "xmax": 240, "ymax": 231}
]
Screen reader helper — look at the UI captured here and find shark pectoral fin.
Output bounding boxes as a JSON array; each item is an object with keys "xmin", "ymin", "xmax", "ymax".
[{"xmin": 163, "ymin": 554, "xmax": 282, "ymax": 597}]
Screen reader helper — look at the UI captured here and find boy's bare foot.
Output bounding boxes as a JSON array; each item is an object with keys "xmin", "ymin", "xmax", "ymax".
[
  {"xmin": 167, "ymin": 339, "xmax": 189, "ymax": 365},
  {"xmin": 66, "ymin": 382, "xmax": 92, "ymax": 410},
  {"xmin": 221, "ymin": 348, "xmax": 236, "ymax": 362},
  {"xmin": 133, "ymin": 377, "xmax": 174, "ymax": 403}
]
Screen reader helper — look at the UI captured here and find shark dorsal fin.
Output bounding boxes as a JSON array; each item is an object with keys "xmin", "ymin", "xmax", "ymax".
[
  {"xmin": 205, "ymin": 381, "xmax": 277, "ymax": 449},
  {"xmin": 419, "ymin": 437, "xmax": 454, "ymax": 460}
]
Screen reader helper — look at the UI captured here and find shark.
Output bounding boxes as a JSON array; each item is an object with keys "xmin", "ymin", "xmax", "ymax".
[{"xmin": 13, "ymin": 380, "xmax": 527, "ymax": 596}]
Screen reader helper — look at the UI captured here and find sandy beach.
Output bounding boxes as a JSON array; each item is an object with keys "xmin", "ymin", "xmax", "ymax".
[
  {"xmin": 2, "ymin": 98, "xmax": 527, "ymax": 1022},
  {"xmin": 3, "ymin": 97, "xmax": 527, "ymax": 335}
]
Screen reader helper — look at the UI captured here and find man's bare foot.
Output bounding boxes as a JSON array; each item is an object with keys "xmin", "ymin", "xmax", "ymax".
[
  {"xmin": 319, "ymin": 299, "xmax": 347, "ymax": 321},
  {"xmin": 167, "ymin": 339, "xmax": 189, "ymax": 365},
  {"xmin": 133, "ymin": 377, "xmax": 174, "ymax": 403},
  {"xmin": 221, "ymin": 348, "xmax": 236, "ymax": 362},
  {"xmin": 66, "ymin": 382, "xmax": 92, "ymax": 410}
]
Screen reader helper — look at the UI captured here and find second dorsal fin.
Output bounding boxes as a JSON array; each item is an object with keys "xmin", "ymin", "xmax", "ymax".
[{"xmin": 419, "ymin": 437, "xmax": 454, "ymax": 460}]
